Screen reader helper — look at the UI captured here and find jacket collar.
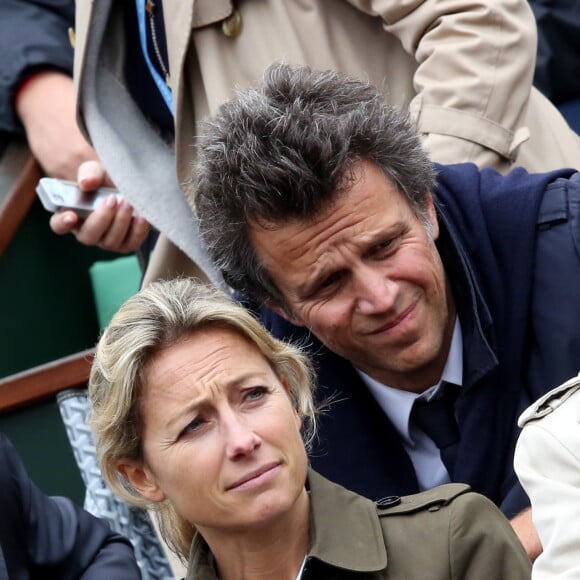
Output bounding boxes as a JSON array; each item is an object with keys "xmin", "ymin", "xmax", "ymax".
[
  {"xmin": 159, "ymin": 0, "xmax": 194, "ymax": 116},
  {"xmin": 186, "ymin": 469, "xmax": 387, "ymax": 578},
  {"xmin": 434, "ymin": 200, "xmax": 498, "ymax": 389},
  {"xmin": 306, "ymin": 469, "xmax": 387, "ymax": 573}
]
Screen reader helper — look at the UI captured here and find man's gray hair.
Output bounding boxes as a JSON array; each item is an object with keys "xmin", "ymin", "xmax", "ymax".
[{"xmin": 195, "ymin": 63, "xmax": 436, "ymax": 306}]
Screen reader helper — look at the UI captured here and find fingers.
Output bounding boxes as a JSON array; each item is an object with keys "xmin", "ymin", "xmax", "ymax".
[
  {"xmin": 48, "ymin": 178, "xmax": 150, "ymax": 253},
  {"xmin": 97, "ymin": 198, "xmax": 151, "ymax": 253},
  {"xmin": 72, "ymin": 194, "xmax": 118, "ymax": 246},
  {"xmin": 50, "ymin": 210, "xmax": 80, "ymax": 235},
  {"xmin": 63, "ymin": 195, "xmax": 150, "ymax": 253},
  {"xmin": 119, "ymin": 215, "xmax": 151, "ymax": 253},
  {"xmin": 77, "ymin": 160, "xmax": 115, "ymax": 190}
]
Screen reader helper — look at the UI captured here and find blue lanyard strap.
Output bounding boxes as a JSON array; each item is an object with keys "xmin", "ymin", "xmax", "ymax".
[{"xmin": 135, "ymin": 0, "xmax": 174, "ymax": 114}]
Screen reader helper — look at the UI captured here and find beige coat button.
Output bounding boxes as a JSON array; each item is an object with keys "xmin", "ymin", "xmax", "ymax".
[
  {"xmin": 222, "ymin": 9, "xmax": 243, "ymax": 38},
  {"xmin": 68, "ymin": 27, "xmax": 76, "ymax": 48}
]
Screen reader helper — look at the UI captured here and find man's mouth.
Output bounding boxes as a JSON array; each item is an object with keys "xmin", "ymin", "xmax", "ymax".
[{"xmin": 366, "ymin": 301, "xmax": 418, "ymax": 335}]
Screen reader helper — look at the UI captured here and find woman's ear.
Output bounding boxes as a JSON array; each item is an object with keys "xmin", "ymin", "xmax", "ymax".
[
  {"xmin": 117, "ymin": 460, "xmax": 166, "ymax": 503},
  {"xmin": 281, "ymin": 376, "xmax": 303, "ymax": 430},
  {"xmin": 293, "ymin": 406, "xmax": 303, "ymax": 431},
  {"xmin": 280, "ymin": 376, "xmax": 292, "ymax": 395}
]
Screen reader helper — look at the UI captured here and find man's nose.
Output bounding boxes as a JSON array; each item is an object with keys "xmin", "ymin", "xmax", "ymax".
[
  {"xmin": 225, "ymin": 413, "xmax": 261, "ymax": 460},
  {"xmin": 355, "ymin": 267, "xmax": 397, "ymax": 315}
]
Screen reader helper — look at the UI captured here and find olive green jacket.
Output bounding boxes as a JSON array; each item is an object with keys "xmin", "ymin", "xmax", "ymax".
[{"xmin": 186, "ymin": 469, "xmax": 531, "ymax": 579}]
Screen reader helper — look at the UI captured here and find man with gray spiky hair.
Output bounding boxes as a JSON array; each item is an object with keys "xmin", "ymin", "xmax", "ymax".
[{"xmin": 195, "ymin": 63, "xmax": 580, "ymax": 560}]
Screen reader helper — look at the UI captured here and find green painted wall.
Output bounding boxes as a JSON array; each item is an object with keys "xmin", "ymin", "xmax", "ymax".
[
  {"xmin": 0, "ymin": 197, "xmax": 119, "ymax": 500},
  {"xmin": 0, "ymin": 402, "xmax": 85, "ymax": 503}
]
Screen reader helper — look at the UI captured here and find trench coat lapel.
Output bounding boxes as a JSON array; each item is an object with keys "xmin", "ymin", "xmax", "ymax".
[
  {"xmin": 72, "ymin": 0, "xmax": 100, "ymax": 135},
  {"xmin": 186, "ymin": 470, "xmax": 387, "ymax": 579},
  {"xmin": 73, "ymin": 0, "xmax": 219, "ymax": 280},
  {"xmin": 162, "ymin": 0, "xmax": 194, "ymax": 106},
  {"xmin": 162, "ymin": 0, "xmax": 194, "ymax": 186},
  {"xmin": 307, "ymin": 469, "xmax": 387, "ymax": 572}
]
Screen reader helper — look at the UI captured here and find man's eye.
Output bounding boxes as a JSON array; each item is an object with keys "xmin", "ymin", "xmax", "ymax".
[
  {"xmin": 375, "ymin": 239, "xmax": 393, "ymax": 252},
  {"xmin": 370, "ymin": 238, "xmax": 398, "ymax": 260},
  {"xmin": 319, "ymin": 272, "xmax": 341, "ymax": 290}
]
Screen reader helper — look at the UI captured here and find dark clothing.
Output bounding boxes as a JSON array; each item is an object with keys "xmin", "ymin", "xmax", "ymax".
[
  {"xmin": 123, "ymin": 1, "xmax": 174, "ymax": 138},
  {"xmin": 0, "ymin": 0, "xmax": 173, "ymax": 139},
  {"xmin": 252, "ymin": 163, "xmax": 580, "ymax": 518},
  {"xmin": 0, "ymin": 434, "xmax": 140, "ymax": 579},
  {"xmin": 529, "ymin": 0, "xmax": 580, "ymax": 105},
  {"xmin": 0, "ymin": 0, "xmax": 74, "ymax": 135},
  {"xmin": 187, "ymin": 470, "xmax": 531, "ymax": 580}
]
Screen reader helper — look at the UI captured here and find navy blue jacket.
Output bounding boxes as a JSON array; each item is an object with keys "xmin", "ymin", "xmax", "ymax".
[
  {"xmin": 529, "ymin": 0, "xmax": 580, "ymax": 105},
  {"xmin": 0, "ymin": 0, "xmax": 74, "ymax": 136},
  {"xmin": 254, "ymin": 163, "xmax": 580, "ymax": 518},
  {"xmin": 0, "ymin": 434, "xmax": 140, "ymax": 579}
]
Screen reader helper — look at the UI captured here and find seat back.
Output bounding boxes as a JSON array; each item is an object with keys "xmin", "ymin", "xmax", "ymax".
[{"xmin": 57, "ymin": 388, "xmax": 176, "ymax": 580}]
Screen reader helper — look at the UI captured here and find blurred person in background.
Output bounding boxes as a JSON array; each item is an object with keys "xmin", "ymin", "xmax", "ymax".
[
  {"xmin": 515, "ymin": 373, "xmax": 580, "ymax": 579},
  {"xmin": 529, "ymin": 0, "xmax": 580, "ymax": 131},
  {"xmin": 0, "ymin": 432, "xmax": 140, "ymax": 579},
  {"xmin": 0, "ymin": 0, "xmax": 149, "ymax": 254},
  {"xmin": 69, "ymin": 0, "xmax": 580, "ymax": 285}
]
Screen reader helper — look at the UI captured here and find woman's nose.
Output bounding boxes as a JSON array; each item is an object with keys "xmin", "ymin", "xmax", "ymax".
[{"xmin": 225, "ymin": 414, "xmax": 261, "ymax": 460}]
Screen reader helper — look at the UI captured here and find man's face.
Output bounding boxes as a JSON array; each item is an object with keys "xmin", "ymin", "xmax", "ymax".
[{"xmin": 249, "ymin": 160, "xmax": 455, "ymax": 392}]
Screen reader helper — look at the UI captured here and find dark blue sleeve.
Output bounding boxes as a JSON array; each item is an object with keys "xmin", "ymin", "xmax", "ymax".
[
  {"xmin": 0, "ymin": 434, "xmax": 140, "ymax": 579},
  {"xmin": 499, "ymin": 481, "xmax": 530, "ymax": 520},
  {"xmin": 528, "ymin": 172, "xmax": 580, "ymax": 399},
  {"xmin": 0, "ymin": 0, "xmax": 75, "ymax": 134},
  {"xmin": 528, "ymin": 0, "xmax": 580, "ymax": 104}
]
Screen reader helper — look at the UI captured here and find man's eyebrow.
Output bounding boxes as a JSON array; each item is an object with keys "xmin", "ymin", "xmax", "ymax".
[
  {"xmin": 293, "ymin": 221, "xmax": 405, "ymax": 298},
  {"xmin": 294, "ymin": 265, "xmax": 335, "ymax": 298}
]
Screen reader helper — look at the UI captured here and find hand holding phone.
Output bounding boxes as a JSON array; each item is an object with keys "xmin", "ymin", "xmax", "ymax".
[{"xmin": 36, "ymin": 177, "xmax": 120, "ymax": 218}]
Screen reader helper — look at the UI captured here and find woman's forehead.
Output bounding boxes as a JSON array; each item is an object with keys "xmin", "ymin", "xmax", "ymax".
[{"xmin": 143, "ymin": 328, "xmax": 275, "ymax": 395}]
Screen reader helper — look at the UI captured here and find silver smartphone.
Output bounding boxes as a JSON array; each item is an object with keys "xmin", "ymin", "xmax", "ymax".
[{"xmin": 35, "ymin": 177, "xmax": 120, "ymax": 218}]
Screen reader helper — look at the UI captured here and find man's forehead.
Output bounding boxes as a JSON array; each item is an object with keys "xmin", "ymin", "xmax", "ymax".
[
  {"xmin": 248, "ymin": 189, "xmax": 408, "ymax": 283},
  {"xmin": 247, "ymin": 161, "xmax": 417, "ymax": 224}
]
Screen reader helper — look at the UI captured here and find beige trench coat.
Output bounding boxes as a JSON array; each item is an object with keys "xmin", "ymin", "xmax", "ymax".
[{"xmin": 74, "ymin": 0, "xmax": 580, "ymax": 283}]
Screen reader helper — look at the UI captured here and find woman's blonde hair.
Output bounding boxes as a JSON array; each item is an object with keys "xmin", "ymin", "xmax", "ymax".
[{"xmin": 89, "ymin": 277, "xmax": 316, "ymax": 560}]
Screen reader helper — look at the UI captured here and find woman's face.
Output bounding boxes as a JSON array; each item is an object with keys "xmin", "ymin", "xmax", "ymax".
[{"xmin": 121, "ymin": 327, "xmax": 308, "ymax": 534}]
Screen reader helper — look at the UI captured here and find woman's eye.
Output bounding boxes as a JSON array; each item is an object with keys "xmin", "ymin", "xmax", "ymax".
[
  {"xmin": 183, "ymin": 416, "xmax": 205, "ymax": 435},
  {"xmin": 244, "ymin": 386, "xmax": 269, "ymax": 402}
]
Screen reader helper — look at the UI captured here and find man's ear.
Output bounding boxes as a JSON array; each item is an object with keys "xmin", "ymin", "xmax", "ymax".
[
  {"xmin": 265, "ymin": 300, "xmax": 305, "ymax": 327},
  {"xmin": 424, "ymin": 194, "xmax": 439, "ymax": 241},
  {"xmin": 117, "ymin": 461, "xmax": 166, "ymax": 503}
]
